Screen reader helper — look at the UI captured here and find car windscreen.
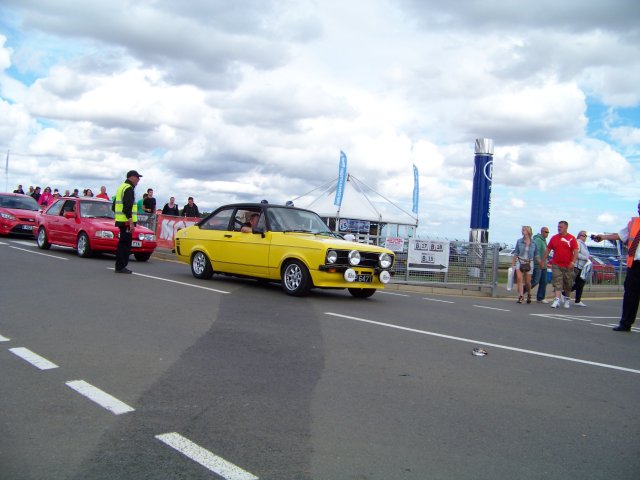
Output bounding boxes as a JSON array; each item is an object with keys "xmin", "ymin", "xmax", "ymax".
[
  {"xmin": 0, "ymin": 195, "xmax": 39, "ymax": 211},
  {"xmin": 80, "ymin": 201, "xmax": 115, "ymax": 219},
  {"xmin": 267, "ymin": 207, "xmax": 333, "ymax": 235}
]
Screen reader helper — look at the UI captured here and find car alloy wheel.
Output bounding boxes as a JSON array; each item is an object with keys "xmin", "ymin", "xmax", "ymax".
[
  {"xmin": 37, "ymin": 227, "xmax": 51, "ymax": 250},
  {"xmin": 191, "ymin": 251, "xmax": 213, "ymax": 279},
  {"xmin": 77, "ymin": 232, "xmax": 92, "ymax": 257},
  {"xmin": 282, "ymin": 260, "xmax": 311, "ymax": 296}
]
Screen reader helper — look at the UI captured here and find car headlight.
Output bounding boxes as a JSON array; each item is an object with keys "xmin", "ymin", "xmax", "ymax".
[
  {"xmin": 137, "ymin": 233, "xmax": 155, "ymax": 241},
  {"xmin": 1, "ymin": 212, "xmax": 16, "ymax": 220},
  {"xmin": 379, "ymin": 270, "xmax": 391, "ymax": 284},
  {"xmin": 348, "ymin": 250, "xmax": 361, "ymax": 266},
  {"xmin": 326, "ymin": 250, "xmax": 338, "ymax": 264},
  {"xmin": 379, "ymin": 253, "xmax": 392, "ymax": 269},
  {"xmin": 95, "ymin": 230, "xmax": 115, "ymax": 239}
]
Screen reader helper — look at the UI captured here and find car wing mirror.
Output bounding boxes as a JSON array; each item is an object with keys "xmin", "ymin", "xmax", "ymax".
[{"xmin": 63, "ymin": 211, "xmax": 76, "ymax": 219}]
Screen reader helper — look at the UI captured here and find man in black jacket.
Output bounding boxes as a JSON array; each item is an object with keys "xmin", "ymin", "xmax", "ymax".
[
  {"xmin": 181, "ymin": 197, "xmax": 200, "ymax": 218},
  {"xmin": 114, "ymin": 170, "xmax": 142, "ymax": 274}
]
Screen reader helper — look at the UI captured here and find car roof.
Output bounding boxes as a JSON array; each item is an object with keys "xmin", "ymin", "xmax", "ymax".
[
  {"xmin": 59, "ymin": 196, "xmax": 110, "ymax": 202},
  {"xmin": 0, "ymin": 192, "xmax": 33, "ymax": 198},
  {"xmin": 215, "ymin": 203, "xmax": 316, "ymax": 214}
]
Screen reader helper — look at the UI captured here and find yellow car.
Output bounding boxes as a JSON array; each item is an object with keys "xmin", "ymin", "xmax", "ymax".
[{"xmin": 174, "ymin": 203, "xmax": 395, "ymax": 297}]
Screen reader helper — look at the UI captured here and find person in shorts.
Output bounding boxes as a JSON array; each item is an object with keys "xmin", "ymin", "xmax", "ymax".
[{"xmin": 542, "ymin": 221, "xmax": 578, "ymax": 309}]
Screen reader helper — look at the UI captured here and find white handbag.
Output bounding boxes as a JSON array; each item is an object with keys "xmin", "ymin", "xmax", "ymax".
[{"xmin": 507, "ymin": 267, "xmax": 514, "ymax": 291}]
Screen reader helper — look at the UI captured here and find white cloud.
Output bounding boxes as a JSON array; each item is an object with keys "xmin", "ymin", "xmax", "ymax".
[{"xmin": 0, "ymin": 0, "xmax": 638, "ymax": 243}]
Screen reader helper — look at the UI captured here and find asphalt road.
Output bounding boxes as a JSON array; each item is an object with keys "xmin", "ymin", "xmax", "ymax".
[{"xmin": 1, "ymin": 238, "xmax": 639, "ymax": 480}]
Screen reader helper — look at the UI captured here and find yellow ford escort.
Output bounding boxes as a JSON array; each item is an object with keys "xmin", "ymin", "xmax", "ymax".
[{"xmin": 174, "ymin": 203, "xmax": 395, "ymax": 297}]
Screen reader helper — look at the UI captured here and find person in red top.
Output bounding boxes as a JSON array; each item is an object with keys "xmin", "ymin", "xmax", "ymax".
[
  {"xmin": 542, "ymin": 220, "xmax": 579, "ymax": 309},
  {"xmin": 96, "ymin": 185, "xmax": 110, "ymax": 200}
]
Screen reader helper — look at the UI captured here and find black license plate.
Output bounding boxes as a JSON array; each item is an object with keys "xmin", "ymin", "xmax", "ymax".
[{"xmin": 356, "ymin": 274, "xmax": 372, "ymax": 283}]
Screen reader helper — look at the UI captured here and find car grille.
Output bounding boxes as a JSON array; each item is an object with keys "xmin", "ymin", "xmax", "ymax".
[{"xmin": 331, "ymin": 250, "xmax": 386, "ymax": 268}]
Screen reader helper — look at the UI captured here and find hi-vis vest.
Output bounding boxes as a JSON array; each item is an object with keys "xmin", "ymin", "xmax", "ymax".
[
  {"xmin": 114, "ymin": 182, "xmax": 137, "ymax": 223},
  {"xmin": 626, "ymin": 217, "xmax": 640, "ymax": 267}
]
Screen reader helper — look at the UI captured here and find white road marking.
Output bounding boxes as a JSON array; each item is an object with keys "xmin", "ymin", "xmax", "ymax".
[
  {"xmin": 156, "ymin": 433, "xmax": 258, "ymax": 480},
  {"xmin": 423, "ymin": 297, "xmax": 455, "ymax": 303},
  {"xmin": 591, "ymin": 323, "xmax": 639, "ymax": 332},
  {"xmin": 530, "ymin": 314, "xmax": 574, "ymax": 322},
  {"xmin": 378, "ymin": 291, "xmax": 410, "ymax": 297},
  {"xmin": 65, "ymin": 380, "xmax": 135, "ymax": 415},
  {"xmin": 0, "ymin": 334, "xmax": 10, "ymax": 341},
  {"xmin": 324, "ymin": 312, "xmax": 640, "ymax": 374},
  {"xmin": 9, "ymin": 347, "xmax": 59, "ymax": 370},
  {"xmin": 0, "ymin": 241, "xmax": 8, "ymax": 245},
  {"xmin": 11, "ymin": 240, "xmax": 37, "ymax": 247},
  {"xmin": 9, "ymin": 246, "xmax": 68, "ymax": 260},
  {"xmin": 106, "ymin": 268, "xmax": 230, "ymax": 294},
  {"xmin": 473, "ymin": 305, "xmax": 510, "ymax": 312}
]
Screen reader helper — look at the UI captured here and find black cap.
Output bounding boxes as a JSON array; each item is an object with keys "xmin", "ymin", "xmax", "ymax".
[{"xmin": 126, "ymin": 170, "xmax": 142, "ymax": 178}]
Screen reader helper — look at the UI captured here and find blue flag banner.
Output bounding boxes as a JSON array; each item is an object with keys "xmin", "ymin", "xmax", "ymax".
[
  {"xmin": 412, "ymin": 164, "xmax": 419, "ymax": 214},
  {"xmin": 334, "ymin": 150, "xmax": 348, "ymax": 207}
]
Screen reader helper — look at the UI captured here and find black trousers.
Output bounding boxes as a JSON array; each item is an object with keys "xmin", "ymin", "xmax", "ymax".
[
  {"xmin": 115, "ymin": 225, "xmax": 132, "ymax": 271},
  {"xmin": 571, "ymin": 268, "xmax": 585, "ymax": 302},
  {"xmin": 620, "ymin": 261, "xmax": 640, "ymax": 329}
]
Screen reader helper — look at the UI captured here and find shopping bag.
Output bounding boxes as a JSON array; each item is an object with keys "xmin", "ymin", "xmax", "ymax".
[
  {"xmin": 507, "ymin": 267, "xmax": 514, "ymax": 291},
  {"xmin": 580, "ymin": 260, "xmax": 592, "ymax": 280}
]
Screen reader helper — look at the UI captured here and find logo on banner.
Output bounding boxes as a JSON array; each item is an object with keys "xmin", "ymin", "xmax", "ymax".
[{"xmin": 484, "ymin": 160, "xmax": 493, "ymax": 182}]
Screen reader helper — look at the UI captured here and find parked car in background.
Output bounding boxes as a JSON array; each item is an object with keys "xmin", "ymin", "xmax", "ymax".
[
  {"xmin": 604, "ymin": 256, "xmax": 621, "ymax": 268},
  {"xmin": 174, "ymin": 203, "xmax": 395, "ymax": 297},
  {"xmin": 0, "ymin": 192, "xmax": 39, "ymax": 237},
  {"xmin": 498, "ymin": 247, "xmax": 515, "ymax": 267},
  {"xmin": 35, "ymin": 197, "xmax": 157, "ymax": 260},
  {"xmin": 591, "ymin": 256, "xmax": 616, "ymax": 283}
]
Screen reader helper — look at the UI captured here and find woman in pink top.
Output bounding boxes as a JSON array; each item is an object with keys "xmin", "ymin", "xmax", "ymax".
[{"xmin": 38, "ymin": 187, "xmax": 54, "ymax": 208}]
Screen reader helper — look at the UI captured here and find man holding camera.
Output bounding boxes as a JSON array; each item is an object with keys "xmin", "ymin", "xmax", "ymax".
[{"xmin": 593, "ymin": 202, "xmax": 640, "ymax": 332}]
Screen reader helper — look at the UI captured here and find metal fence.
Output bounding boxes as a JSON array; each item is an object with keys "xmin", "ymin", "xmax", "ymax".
[
  {"xmin": 390, "ymin": 241, "xmax": 500, "ymax": 296},
  {"xmin": 388, "ymin": 239, "xmax": 625, "ymax": 296}
]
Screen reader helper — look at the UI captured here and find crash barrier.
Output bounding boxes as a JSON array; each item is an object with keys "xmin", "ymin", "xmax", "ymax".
[
  {"xmin": 389, "ymin": 240, "xmax": 500, "ymax": 296},
  {"xmin": 388, "ymin": 241, "xmax": 625, "ymax": 296},
  {"xmin": 136, "ymin": 213, "xmax": 201, "ymax": 249}
]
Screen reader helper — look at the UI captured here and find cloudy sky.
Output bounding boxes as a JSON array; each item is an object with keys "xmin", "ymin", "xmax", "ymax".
[{"xmin": 1, "ymin": 0, "xmax": 639, "ymax": 244}]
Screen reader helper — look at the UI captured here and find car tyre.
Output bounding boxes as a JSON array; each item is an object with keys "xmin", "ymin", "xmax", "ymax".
[
  {"xmin": 282, "ymin": 260, "xmax": 312, "ymax": 296},
  {"xmin": 36, "ymin": 227, "xmax": 51, "ymax": 250},
  {"xmin": 348, "ymin": 288, "xmax": 376, "ymax": 298},
  {"xmin": 77, "ymin": 232, "xmax": 93, "ymax": 257},
  {"xmin": 134, "ymin": 252, "xmax": 152, "ymax": 262},
  {"xmin": 191, "ymin": 251, "xmax": 213, "ymax": 279}
]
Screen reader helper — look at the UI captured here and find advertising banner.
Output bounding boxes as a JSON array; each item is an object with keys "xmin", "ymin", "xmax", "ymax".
[
  {"xmin": 334, "ymin": 150, "xmax": 348, "ymax": 207},
  {"xmin": 412, "ymin": 164, "xmax": 419, "ymax": 214},
  {"xmin": 470, "ymin": 139, "xmax": 493, "ymax": 230},
  {"xmin": 408, "ymin": 239, "xmax": 450, "ymax": 272},
  {"xmin": 338, "ymin": 218, "xmax": 370, "ymax": 233},
  {"xmin": 154, "ymin": 214, "xmax": 200, "ymax": 249},
  {"xmin": 384, "ymin": 237, "xmax": 405, "ymax": 253}
]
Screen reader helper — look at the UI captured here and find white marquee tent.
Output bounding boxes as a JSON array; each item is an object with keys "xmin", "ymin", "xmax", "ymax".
[{"xmin": 293, "ymin": 174, "xmax": 418, "ymax": 228}]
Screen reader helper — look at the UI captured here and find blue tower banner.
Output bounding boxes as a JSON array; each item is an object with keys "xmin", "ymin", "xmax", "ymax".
[
  {"xmin": 334, "ymin": 150, "xmax": 347, "ymax": 207},
  {"xmin": 412, "ymin": 164, "xmax": 419, "ymax": 214},
  {"xmin": 470, "ymin": 139, "xmax": 493, "ymax": 230}
]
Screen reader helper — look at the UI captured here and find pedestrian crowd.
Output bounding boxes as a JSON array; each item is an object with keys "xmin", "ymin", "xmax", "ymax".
[
  {"xmin": 511, "ymin": 221, "xmax": 591, "ymax": 309},
  {"xmin": 512, "ymin": 209, "xmax": 640, "ymax": 333},
  {"xmin": 12, "ymin": 183, "xmax": 201, "ymax": 218}
]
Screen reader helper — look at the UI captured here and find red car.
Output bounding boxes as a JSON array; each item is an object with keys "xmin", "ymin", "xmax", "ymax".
[
  {"xmin": 35, "ymin": 197, "xmax": 157, "ymax": 261},
  {"xmin": 0, "ymin": 192, "xmax": 40, "ymax": 237},
  {"xmin": 591, "ymin": 256, "xmax": 616, "ymax": 283}
]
